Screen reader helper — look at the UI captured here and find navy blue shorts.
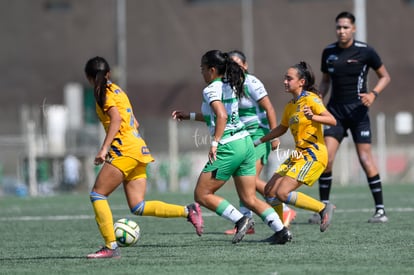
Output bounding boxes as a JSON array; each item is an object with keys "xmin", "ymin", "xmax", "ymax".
[{"xmin": 324, "ymin": 102, "xmax": 371, "ymax": 144}]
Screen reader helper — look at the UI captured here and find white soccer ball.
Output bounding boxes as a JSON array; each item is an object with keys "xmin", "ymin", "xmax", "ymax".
[{"xmin": 114, "ymin": 218, "xmax": 141, "ymax": 247}]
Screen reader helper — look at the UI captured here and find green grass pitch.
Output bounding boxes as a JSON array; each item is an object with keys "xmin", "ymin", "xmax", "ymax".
[{"xmin": 0, "ymin": 183, "xmax": 413, "ymax": 275}]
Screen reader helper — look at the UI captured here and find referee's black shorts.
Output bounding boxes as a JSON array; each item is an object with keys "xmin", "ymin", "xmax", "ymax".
[{"xmin": 324, "ymin": 101, "xmax": 371, "ymax": 144}]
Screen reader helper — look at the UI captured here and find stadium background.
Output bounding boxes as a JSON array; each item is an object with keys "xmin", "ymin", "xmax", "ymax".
[{"xmin": 0, "ymin": 0, "xmax": 413, "ymax": 195}]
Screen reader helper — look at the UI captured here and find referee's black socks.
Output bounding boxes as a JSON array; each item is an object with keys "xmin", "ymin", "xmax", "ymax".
[{"xmin": 319, "ymin": 172, "xmax": 333, "ymax": 203}]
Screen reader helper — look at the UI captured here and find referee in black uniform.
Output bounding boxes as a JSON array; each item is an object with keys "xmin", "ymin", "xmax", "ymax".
[{"xmin": 309, "ymin": 11, "xmax": 391, "ymax": 224}]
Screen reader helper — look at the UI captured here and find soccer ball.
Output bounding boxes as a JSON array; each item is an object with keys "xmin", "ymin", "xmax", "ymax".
[{"xmin": 114, "ymin": 218, "xmax": 141, "ymax": 247}]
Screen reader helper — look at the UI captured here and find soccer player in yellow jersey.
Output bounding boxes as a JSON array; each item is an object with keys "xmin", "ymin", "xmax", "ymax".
[
  {"xmin": 254, "ymin": 61, "xmax": 337, "ymax": 241},
  {"xmin": 84, "ymin": 57, "xmax": 203, "ymax": 259}
]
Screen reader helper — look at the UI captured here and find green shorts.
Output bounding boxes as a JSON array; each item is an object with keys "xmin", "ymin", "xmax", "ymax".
[
  {"xmin": 250, "ymin": 128, "xmax": 271, "ymax": 165},
  {"xmin": 202, "ymin": 136, "xmax": 256, "ymax": 181}
]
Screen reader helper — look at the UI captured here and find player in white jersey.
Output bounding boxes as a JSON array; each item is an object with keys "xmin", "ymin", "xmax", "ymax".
[
  {"xmin": 222, "ymin": 51, "xmax": 296, "ymax": 235},
  {"xmin": 172, "ymin": 50, "xmax": 291, "ymax": 244}
]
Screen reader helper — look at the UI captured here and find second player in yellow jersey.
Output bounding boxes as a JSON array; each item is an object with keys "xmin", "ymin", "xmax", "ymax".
[{"xmin": 254, "ymin": 61, "xmax": 337, "ymax": 242}]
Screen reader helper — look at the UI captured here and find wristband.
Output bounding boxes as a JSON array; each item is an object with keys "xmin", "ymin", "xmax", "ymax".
[
  {"xmin": 371, "ymin": 90, "xmax": 379, "ymax": 98},
  {"xmin": 211, "ymin": 141, "xmax": 219, "ymax": 147},
  {"xmin": 189, "ymin": 112, "xmax": 196, "ymax": 121},
  {"xmin": 253, "ymin": 139, "xmax": 263, "ymax": 146}
]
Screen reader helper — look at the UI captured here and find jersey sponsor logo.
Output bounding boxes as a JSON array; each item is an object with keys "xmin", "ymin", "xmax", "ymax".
[{"xmin": 347, "ymin": 59, "xmax": 359, "ymax": 64}]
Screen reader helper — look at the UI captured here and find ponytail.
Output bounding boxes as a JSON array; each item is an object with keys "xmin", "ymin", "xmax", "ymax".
[
  {"xmin": 201, "ymin": 50, "xmax": 246, "ymax": 98},
  {"xmin": 84, "ymin": 56, "xmax": 111, "ymax": 109},
  {"xmin": 292, "ymin": 61, "xmax": 318, "ymax": 94},
  {"xmin": 95, "ymin": 71, "xmax": 107, "ymax": 109},
  {"xmin": 223, "ymin": 53, "xmax": 245, "ymax": 98}
]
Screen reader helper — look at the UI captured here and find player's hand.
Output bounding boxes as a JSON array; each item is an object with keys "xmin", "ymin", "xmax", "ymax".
[
  {"xmin": 271, "ymin": 138, "xmax": 280, "ymax": 151},
  {"xmin": 94, "ymin": 149, "xmax": 107, "ymax": 165},
  {"xmin": 208, "ymin": 145, "xmax": 217, "ymax": 163},
  {"xmin": 360, "ymin": 93, "xmax": 375, "ymax": 107},
  {"xmin": 303, "ymin": 105, "xmax": 314, "ymax": 120},
  {"xmin": 171, "ymin": 110, "xmax": 188, "ymax": 121}
]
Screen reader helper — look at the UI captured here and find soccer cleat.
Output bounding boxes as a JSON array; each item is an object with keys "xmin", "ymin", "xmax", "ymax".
[
  {"xmin": 262, "ymin": 227, "xmax": 292, "ymax": 243},
  {"xmin": 308, "ymin": 213, "xmax": 321, "ymax": 224},
  {"xmin": 368, "ymin": 209, "xmax": 388, "ymax": 223},
  {"xmin": 283, "ymin": 208, "xmax": 297, "ymax": 227},
  {"xmin": 320, "ymin": 203, "xmax": 336, "ymax": 232},
  {"xmin": 87, "ymin": 246, "xmax": 121, "ymax": 259},
  {"xmin": 224, "ymin": 226, "xmax": 255, "ymax": 235},
  {"xmin": 269, "ymin": 227, "xmax": 292, "ymax": 245},
  {"xmin": 187, "ymin": 203, "xmax": 204, "ymax": 236},
  {"xmin": 232, "ymin": 216, "xmax": 254, "ymax": 244}
]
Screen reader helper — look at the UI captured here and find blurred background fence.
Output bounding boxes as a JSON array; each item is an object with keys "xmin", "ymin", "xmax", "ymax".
[{"xmin": 0, "ymin": 102, "xmax": 412, "ymax": 197}]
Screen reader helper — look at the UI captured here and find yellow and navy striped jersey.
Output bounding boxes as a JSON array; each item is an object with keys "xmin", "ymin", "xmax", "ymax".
[
  {"xmin": 96, "ymin": 82, "xmax": 154, "ymax": 163},
  {"xmin": 280, "ymin": 91, "xmax": 327, "ymax": 164}
]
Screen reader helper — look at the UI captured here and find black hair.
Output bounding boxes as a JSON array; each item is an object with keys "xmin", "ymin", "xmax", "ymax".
[
  {"xmin": 291, "ymin": 61, "xmax": 318, "ymax": 93},
  {"xmin": 228, "ymin": 50, "xmax": 247, "ymax": 64},
  {"xmin": 228, "ymin": 50, "xmax": 248, "ymax": 73},
  {"xmin": 84, "ymin": 56, "xmax": 110, "ymax": 109},
  {"xmin": 336, "ymin": 11, "xmax": 355, "ymax": 24},
  {"xmin": 201, "ymin": 50, "xmax": 246, "ymax": 98}
]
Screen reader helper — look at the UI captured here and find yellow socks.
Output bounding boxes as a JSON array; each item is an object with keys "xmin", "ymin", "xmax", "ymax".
[
  {"xmin": 90, "ymin": 193, "xmax": 116, "ymax": 248},
  {"xmin": 133, "ymin": 200, "xmax": 187, "ymax": 218},
  {"xmin": 287, "ymin": 191, "xmax": 325, "ymax": 213}
]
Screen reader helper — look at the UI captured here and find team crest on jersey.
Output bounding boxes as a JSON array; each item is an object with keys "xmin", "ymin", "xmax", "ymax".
[
  {"xmin": 313, "ymin": 97, "xmax": 322, "ymax": 104},
  {"xmin": 326, "ymin": 54, "xmax": 338, "ymax": 73}
]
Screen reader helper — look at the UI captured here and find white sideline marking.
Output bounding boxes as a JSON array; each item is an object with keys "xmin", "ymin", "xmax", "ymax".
[{"xmin": 0, "ymin": 208, "xmax": 413, "ymax": 222}]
